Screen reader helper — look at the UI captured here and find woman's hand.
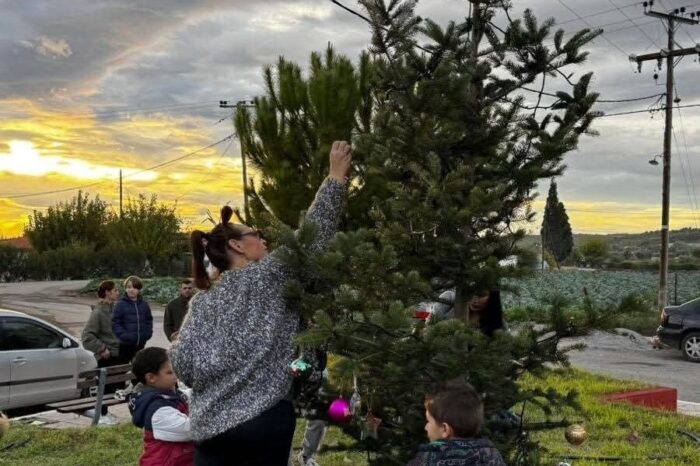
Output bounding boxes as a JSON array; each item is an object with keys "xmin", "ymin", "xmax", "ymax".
[
  {"xmin": 99, "ymin": 348, "xmax": 111, "ymax": 360},
  {"xmin": 329, "ymin": 140, "xmax": 352, "ymax": 183}
]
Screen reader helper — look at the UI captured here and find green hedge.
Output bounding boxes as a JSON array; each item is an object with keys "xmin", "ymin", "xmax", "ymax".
[{"xmin": 0, "ymin": 244, "xmax": 189, "ymax": 281}]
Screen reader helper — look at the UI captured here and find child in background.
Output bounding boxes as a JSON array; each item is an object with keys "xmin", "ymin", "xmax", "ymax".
[
  {"xmin": 112, "ymin": 275, "xmax": 153, "ymax": 362},
  {"xmin": 130, "ymin": 347, "xmax": 194, "ymax": 466},
  {"xmin": 406, "ymin": 385, "xmax": 505, "ymax": 466}
]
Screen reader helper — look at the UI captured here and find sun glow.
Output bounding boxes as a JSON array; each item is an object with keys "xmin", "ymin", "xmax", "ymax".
[{"xmin": 0, "ymin": 140, "xmax": 157, "ymax": 181}]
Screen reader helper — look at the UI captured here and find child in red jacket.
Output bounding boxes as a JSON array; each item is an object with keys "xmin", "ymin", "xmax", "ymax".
[{"xmin": 129, "ymin": 347, "xmax": 194, "ymax": 466}]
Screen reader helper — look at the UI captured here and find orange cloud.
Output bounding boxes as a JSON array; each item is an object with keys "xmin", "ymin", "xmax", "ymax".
[{"xmin": 0, "ymin": 99, "xmax": 245, "ymax": 238}]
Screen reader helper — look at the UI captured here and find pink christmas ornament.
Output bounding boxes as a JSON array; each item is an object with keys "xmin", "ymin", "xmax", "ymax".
[{"xmin": 328, "ymin": 398, "xmax": 352, "ymax": 424}]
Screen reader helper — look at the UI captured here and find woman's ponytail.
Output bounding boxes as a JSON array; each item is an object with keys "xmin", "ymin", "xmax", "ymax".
[{"xmin": 191, "ymin": 230, "xmax": 211, "ymax": 290}]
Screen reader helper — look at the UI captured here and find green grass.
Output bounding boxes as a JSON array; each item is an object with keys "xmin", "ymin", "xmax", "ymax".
[
  {"xmin": 4, "ymin": 370, "xmax": 699, "ymax": 465},
  {"xmin": 0, "ymin": 418, "xmax": 365, "ymax": 466},
  {"xmin": 519, "ymin": 369, "xmax": 700, "ymax": 466}
]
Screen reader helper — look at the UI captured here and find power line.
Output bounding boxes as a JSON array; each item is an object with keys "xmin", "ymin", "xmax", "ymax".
[
  {"xmin": 672, "ymin": 126, "xmax": 700, "ymax": 229},
  {"xmin": 608, "ymin": 0, "xmax": 661, "ymax": 48},
  {"xmin": 0, "ymin": 101, "xmax": 219, "ymax": 120},
  {"xmin": 598, "ymin": 93, "xmax": 666, "ymax": 102},
  {"xmin": 1, "ymin": 134, "xmax": 233, "ymax": 200},
  {"xmin": 555, "ymin": 1, "xmax": 644, "ymax": 26},
  {"xmin": 599, "ymin": 102, "xmax": 700, "ymax": 117},
  {"xmin": 327, "ymin": 0, "xmax": 432, "ymax": 53},
  {"xmin": 556, "ymin": 0, "xmax": 632, "ymax": 56},
  {"xmin": 175, "ymin": 137, "xmax": 236, "ymax": 203},
  {"xmin": 123, "ymin": 134, "xmax": 233, "ymax": 180},
  {"xmin": 543, "ymin": 18, "xmax": 659, "ymax": 50},
  {"xmin": 674, "ymin": 93, "xmax": 700, "ymax": 227},
  {"xmin": 519, "ymin": 85, "xmax": 665, "ymax": 103},
  {"xmin": 0, "ymin": 180, "xmax": 111, "ymax": 200}
]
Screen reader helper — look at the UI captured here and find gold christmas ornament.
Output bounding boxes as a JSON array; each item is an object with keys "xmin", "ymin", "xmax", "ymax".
[
  {"xmin": 565, "ymin": 424, "xmax": 587, "ymax": 446},
  {"xmin": 0, "ymin": 412, "xmax": 9, "ymax": 439}
]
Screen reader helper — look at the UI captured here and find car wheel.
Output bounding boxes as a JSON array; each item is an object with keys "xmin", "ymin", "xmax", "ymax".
[{"xmin": 681, "ymin": 332, "xmax": 700, "ymax": 362}]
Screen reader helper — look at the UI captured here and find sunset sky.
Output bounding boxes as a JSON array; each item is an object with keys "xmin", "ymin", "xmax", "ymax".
[{"xmin": 1, "ymin": 0, "xmax": 699, "ymax": 238}]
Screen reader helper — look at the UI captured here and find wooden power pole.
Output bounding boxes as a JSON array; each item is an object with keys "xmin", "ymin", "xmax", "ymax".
[
  {"xmin": 219, "ymin": 100, "xmax": 255, "ymax": 222},
  {"xmin": 629, "ymin": 3, "xmax": 699, "ymax": 310}
]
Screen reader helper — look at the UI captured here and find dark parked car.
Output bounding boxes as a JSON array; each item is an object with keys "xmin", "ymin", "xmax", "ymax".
[{"xmin": 657, "ymin": 297, "xmax": 700, "ymax": 362}]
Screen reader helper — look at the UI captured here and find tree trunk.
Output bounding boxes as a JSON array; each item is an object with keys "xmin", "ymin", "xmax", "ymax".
[{"xmin": 454, "ymin": 285, "xmax": 471, "ymax": 323}]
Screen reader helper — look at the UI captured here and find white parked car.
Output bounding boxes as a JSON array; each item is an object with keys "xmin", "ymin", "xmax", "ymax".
[{"xmin": 0, "ymin": 309, "xmax": 97, "ymax": 410}]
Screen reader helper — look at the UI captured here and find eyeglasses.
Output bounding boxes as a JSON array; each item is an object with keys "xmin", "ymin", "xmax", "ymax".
[{"xmin": 239, "ymin": 229, "xmax": 263, "ymax": 240}]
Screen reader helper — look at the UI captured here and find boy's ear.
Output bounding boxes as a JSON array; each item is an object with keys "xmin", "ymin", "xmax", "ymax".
[{"xmin": 441, "ymin": 422, "xmax": 454, "ymax": 439}]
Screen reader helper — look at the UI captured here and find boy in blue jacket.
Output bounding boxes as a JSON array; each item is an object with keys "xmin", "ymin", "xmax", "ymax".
[
  {"xmin": 112, "ymin": 275, "xmax": 153, "ymax": 363},
  {"xmin": 407, "ymin": 385, "xmax": 505, "ymax": 466}
]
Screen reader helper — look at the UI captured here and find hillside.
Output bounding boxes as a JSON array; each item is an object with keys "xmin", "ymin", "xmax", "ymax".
[{"xmin": 521, "ymin": 228, "xmax": 700, "ymax": 262}]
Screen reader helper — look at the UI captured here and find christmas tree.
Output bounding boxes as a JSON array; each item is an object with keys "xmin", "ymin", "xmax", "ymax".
[{"xmin": 237, "ymin": 1, "xmax": 606, "ymax": 464}]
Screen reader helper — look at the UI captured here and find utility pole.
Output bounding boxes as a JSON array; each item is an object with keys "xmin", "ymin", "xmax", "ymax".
[
  {"xmin": 119, "ymin": 169, "xmax": 123, "ymax": 219},
  {"xmin": 629, "ymin": 2, "xmax": 699, "ymax": 310},
  {"xmin": 219, "ymin": 100, "xmax": 255, "ymax": 222}
]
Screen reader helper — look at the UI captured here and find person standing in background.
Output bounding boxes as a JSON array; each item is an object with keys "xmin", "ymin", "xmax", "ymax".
[
  {"xmin": 112, "ymin": 275, "xmax": 153, "ymax": 362},
  {"xmin": 164, "ymin": 279, "xmax": 194, "ymax": 342}
]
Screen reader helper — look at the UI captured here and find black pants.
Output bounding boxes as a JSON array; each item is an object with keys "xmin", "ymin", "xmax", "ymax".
[
  {"xmin": 118, "ymin": 343, "xmax": 144, "ymax": 364},
  {"xmin": 195, "ymin": 400, "xmax": 296, "ymax": 466}
]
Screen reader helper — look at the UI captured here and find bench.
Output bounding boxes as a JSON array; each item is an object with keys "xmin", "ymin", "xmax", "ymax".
[{"xmin": 46, "ymin": 364, "xmax": 133, "ymax": 425}]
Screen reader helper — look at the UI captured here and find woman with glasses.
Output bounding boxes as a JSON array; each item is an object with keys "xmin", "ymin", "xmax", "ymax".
[{"xmin": 171, "ymin": 141, "xmax": 351, "ymax": 466}]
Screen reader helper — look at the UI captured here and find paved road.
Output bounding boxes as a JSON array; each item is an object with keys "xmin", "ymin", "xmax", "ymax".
[
  {"xmin": 0, "ymin": 280, "xmax": 169, "ymax": 349},
  {"xmin": 1, "ymin": 281, "xmax": 699, "ymax": 403},
  {"xmin": 566, "ymin": 330, "xmax": 700, "ymax": 403}
]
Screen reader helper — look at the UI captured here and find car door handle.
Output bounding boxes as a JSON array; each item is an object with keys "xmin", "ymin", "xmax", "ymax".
[{"xmin": 12, "ymin": 357, "xmax": 27, "ymax": 365}]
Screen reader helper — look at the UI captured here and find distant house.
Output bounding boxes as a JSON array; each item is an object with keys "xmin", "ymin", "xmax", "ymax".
[{"xmin": 0, "ymin": 236, "xmax": 32, "ymax": 250}]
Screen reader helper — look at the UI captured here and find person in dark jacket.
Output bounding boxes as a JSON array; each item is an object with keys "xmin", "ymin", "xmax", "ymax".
[
  {"xmin": 130, "ymin": 347, "xmax": 194, "ymax": 466},
  {"xmin": 164, "ymin": 279, "xmax": 193, "ymax": 342},
  {"xmin": 406, "ymin": 385, "xmax": 506, "ymax": 466},
  {"xmin": 112, "ymin": 275, "xmax": 153, "ymax": 362}
]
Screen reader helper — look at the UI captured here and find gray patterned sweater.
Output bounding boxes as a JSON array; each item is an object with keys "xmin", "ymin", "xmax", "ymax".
[{"xmin": 170, "ymin": 178, "xmax": 345, "ymax": 441}]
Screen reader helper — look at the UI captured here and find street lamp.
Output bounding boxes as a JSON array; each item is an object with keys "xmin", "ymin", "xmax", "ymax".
[{"xmin": 649, "ymin": 154, "xmax": 661, "ymax": 165}]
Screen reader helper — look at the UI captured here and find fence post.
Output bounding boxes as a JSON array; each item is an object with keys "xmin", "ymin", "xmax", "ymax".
[
  {"xmin": 93, "ymin": 368, "xmax": 107, "ymax": 426},
  {"xmin": 674, "ymin": 272, "xmax": 678, "ymax": 305}
]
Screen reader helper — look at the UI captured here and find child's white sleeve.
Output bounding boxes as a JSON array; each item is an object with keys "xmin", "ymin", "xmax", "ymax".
[{"xmin": 151, "ymin": 406, "xmax": 192, "ymax": 442}]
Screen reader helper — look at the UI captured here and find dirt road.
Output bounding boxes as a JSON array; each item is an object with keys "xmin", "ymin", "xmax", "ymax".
[{"xmin": 0, "ymin": 280, "xmax": 170, "ymax": 349}]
